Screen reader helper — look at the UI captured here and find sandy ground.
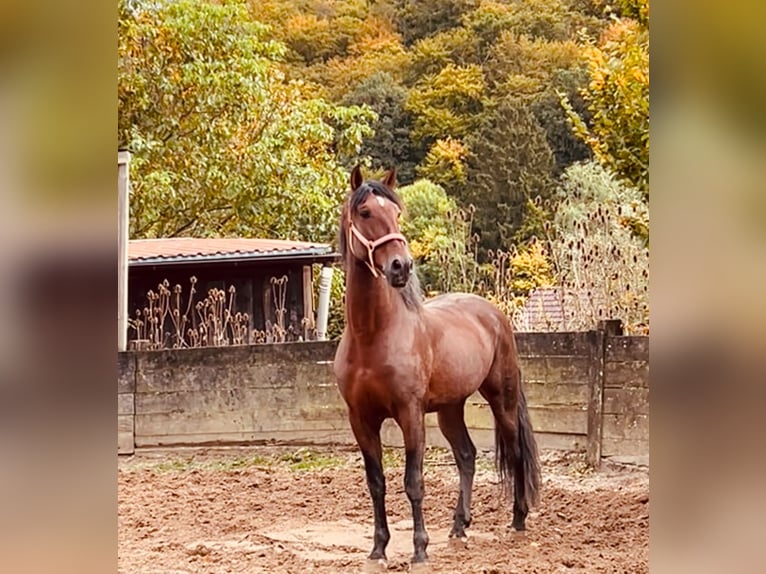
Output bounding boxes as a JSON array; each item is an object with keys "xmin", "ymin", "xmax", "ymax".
[{"xmin": 118, "ymin": 446, "xmax": 648, "ymax": 573}]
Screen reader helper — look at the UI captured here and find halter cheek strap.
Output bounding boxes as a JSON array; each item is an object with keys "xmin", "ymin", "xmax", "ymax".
[{"xmin": 347, "ymin": 221, "xmax": 407, "ymax": 278}]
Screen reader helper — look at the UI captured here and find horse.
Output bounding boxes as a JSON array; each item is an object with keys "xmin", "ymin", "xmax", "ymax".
[{"xmin": 333, "ymin": 166, "xmax": 541, "ymax": 572}]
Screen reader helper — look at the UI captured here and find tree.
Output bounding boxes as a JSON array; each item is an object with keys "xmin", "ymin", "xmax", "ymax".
[
  {"xmin": 406, "ymin": 63, "xmax": 489, "ymax": 150},
  {"xmin": 485, "ymin": 32, "xmax": 583, "ymax": 92},
  {"xmin": 462, "ymin": 97, "xmax": 557, "ymax": 254},
  {"xmin": 119, "ymin": 0, "xmax": 375, "ymax": 240},
  {"xmin": 416, "ymin": 137, "xmax": 468, "ymax": 190},
  {"xmin": 398, "ymin": 179, "xmax": 476, "ymax": 291},
  {"xmin": 406, "ymin": 26, "xmax": 480, "ymax": 82},
  {"xmin": 508, "ymin": 240, "xmax": 554, "ymax": 296},
  {"xmin": 310, "ymin": 23, "xmax": 410, "ymax": 101},
  {"xmin": 342, "ymin": 72, "xmax": 421, "ymax": 184},
  {"xmin": 501, "ymin": 0, "xmax": 601, "ymax": 41},
  {"xmin": 561, "ymin": 2, "xmax": 649, "ymax": 196},
  {"xmin": 460, "ymin": 0, "xmax": 516, "ymax": 50},
  {"xmin": 531, "ymin": 69, "xmax": 592, "ymax": 175},
  {"xmin": 392, "ymin": 0, "xmax": 479, "ymax": 46},
  {"xmin": 282, "ymin": 13, "xmax": 355, "ymax": 64},
  {"xmin": 482, "ymin": 32, "xmax": 592, "ymax": 174}
]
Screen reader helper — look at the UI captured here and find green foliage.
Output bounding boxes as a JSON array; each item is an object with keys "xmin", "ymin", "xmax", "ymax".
[
  {"xmin": 561, "ymin": 5, "xmax": 649, "ymax": 196},
  {"xmin": 393, "ymin": 0, "xmax": 479, "ymax": 46},
  {"xmin": 614, "ymin": 0, "xmax": 649, "ymax": 27},
  {"xmin": 306, "ymin": 23, "xmax": 411, "ymax": 101},
  {"xmin": 485, "ymin": 32, "xmax": 583, "ymax": 92},
  {"xmin": 278, "ymin": 447, "xmax": 344, "ymax": 471},
  {"xmin": 531, "ymin": 69, "xmax": 592, "ymax": 174},
  {"xmin": 407, "ymin": 26, "xmax": 480, "ymax": 81},
  {"xmin": 416, "ymin": 138, "xmax": 468, "ymax": 190},
  {"xmin": 342, "ymin": 72, "xmax": 421, "ymax": 184},
  {"xmin": 119, "ymin": 0, "xmax": 648, "ymax": 332},
  {"xmin": 508, "ymin": 240, "xmax": 554, "ymax": 296},
  {"xmin": 119, "ymin": 0, "xmax": 375, "ymax": 240},
  {"xmin": 406, "ymin": 64, "xmax": 489, "ymax": 149},
  {"xmin": 398, "ymin": 179, "xmax": 477, "ymax": 292},
  {"xmin": 462, "ymin": 97, "xmax": 557, "ymax": 254},
  {"xmin": 461, "ymin": 1, "xmax": 516, "ymax": 48},
  {"xmin": 283, "ymin": 12, "xmax": 354, "ymax": 64},
  {"xmin": 481, "ymin": 31, "xmax": 593, "ymax": 174},
  {"xmin": 546, "ymin": 161, "xmax": 649, "ymax": 333},
  {"xmin": 500, "ymin": 0, "xmax": 601, "ymax": 41}
]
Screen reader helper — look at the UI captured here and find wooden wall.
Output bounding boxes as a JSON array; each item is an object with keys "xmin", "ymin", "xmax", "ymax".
[
  {"xmin": 118, "ymin": 352, "xmax": 135, "ymax": 454},
  {"xmin": 117, "ymin": 330, "xmax": 649, "ymax": 465},
  {"xmin": 601, "ymin": 336, "xmax": 649, "ymax": 463}
]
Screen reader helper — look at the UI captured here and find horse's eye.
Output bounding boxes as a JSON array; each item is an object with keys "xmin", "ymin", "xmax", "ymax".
[{"xmin": 360, "ymin": 210, "xmax": 371, "ymax": 219}]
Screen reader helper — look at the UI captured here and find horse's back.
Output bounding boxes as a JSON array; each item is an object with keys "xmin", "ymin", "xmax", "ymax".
[{"xmin": 424, "ymin": 292, "xmax": 511, "ymax": 336}]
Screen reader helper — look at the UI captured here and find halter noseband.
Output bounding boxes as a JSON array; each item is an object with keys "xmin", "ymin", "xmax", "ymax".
[{"xmin": 347, "ymin": 213, "xmax": 407, "ymax": 279}]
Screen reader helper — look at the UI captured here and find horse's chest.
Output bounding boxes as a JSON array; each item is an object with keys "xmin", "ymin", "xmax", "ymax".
[{"xmin": 338, "ymin": 358, "xmax": 428, "ymax": 408}]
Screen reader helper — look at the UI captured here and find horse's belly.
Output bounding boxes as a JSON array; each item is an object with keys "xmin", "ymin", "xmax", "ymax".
[
  {"xmin": 425, "ymin": 350, "xmax": 491, "ymax": 410},
  {"xmin": 423, "ymin": 320, "xmax": 497, "ymax": 409}
]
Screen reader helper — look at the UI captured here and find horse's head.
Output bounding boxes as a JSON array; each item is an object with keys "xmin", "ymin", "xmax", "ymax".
[{"xmin": 341, "ymin": 165, "xmax": 413, "ymax": 288}]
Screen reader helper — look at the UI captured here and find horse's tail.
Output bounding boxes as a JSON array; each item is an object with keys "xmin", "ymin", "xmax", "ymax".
[
  {"xmin": 494, "ymin": 371, "xmax": 541, "ymax": 510},
  {"xmin": 516, "ymin": 381, "xmax": 541, "ymax": 508}
]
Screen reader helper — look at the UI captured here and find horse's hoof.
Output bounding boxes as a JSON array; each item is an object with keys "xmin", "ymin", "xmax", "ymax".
[
  {"xmin": 410, "ymin": 561, "xmax": 431, "ymax": 573},
  {"xmin": 362, "ymin": 558, "xmax": 388, "ymax": 573},
  {"xmin": 447, "ymin": 535, "xmax": 469, "ymax": 550}
]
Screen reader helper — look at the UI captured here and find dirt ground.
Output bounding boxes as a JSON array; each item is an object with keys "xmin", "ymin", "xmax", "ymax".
[{"xmin": 118, "ymin": 446, "xmax": 648, "ymax": 574}]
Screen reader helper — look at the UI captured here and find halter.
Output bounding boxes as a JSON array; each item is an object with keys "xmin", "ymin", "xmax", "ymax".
[{"xmin": 347, "ymin": 212, "xmax": 407, "ymax": 279}]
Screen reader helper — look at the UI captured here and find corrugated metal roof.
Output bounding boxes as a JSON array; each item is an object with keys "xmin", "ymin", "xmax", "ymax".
[{"xmin": 129, "ymin": 237, "xmax": 337, "ymax": 266}]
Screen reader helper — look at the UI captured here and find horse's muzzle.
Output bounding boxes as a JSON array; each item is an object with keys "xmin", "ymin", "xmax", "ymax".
[{"xmin": 386, "ymin": 256, "xmax": 413, "ymax": 288}]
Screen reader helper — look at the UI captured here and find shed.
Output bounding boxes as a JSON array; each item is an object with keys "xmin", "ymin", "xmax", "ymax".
[
  {"xmin": 128, "ymin": 238, "xmax": 338, "ymax": 347},
  {"xmin": 515, "ymin": 286, "xmax": 607, "ymax": 332}
]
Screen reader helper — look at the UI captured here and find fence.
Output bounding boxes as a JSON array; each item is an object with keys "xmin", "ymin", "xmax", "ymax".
[{"xmin": 118, "ymin": 322, "xmax": 648, "ymax": 466}]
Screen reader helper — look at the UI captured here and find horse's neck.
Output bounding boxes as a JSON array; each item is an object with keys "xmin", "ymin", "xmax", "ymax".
[{"xmin": 345, "ymin": 261, "xmax": 406, "ymax": 342}]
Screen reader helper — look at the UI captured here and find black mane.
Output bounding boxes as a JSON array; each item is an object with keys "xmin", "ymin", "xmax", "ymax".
[{"xmin": 337, "ymin": 179, "xmax": 423, "ymax": 310}]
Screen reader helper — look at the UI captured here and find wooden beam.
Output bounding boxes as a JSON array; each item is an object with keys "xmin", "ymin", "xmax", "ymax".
[
  {"xmin": 302, "ymin": 265, "xmax": 314, "ymax": 334},
  {"xmin": 586, "ymin": 329, "xmax": 605, "ymax": 467}
]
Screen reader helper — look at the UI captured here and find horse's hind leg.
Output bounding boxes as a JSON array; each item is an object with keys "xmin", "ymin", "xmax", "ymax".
[
  {"xmin": 437, "ymin": 403, "xmax": 476, "ymax": 539},
  {"xmin": 349, "ymin": 410, "xmax": 390, "ymax": 564}
]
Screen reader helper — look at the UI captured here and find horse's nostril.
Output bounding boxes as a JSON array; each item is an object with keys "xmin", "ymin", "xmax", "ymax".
[{"xmin": 391, "ymin": 258, "xmax": 403, "ymax": 271}]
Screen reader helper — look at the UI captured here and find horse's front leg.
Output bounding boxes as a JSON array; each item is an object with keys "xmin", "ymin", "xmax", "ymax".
[
  {"xmin": 349, "ymin": 411, "xmax": 390, "ymax": 568},
  {"xmin": 399, "ymin": 406, "xmax": 429, "ymax": 566}
]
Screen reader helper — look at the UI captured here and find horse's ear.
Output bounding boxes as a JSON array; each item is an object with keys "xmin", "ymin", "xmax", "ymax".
[
  {"xmin": 382, "ymin": 168, "xmax": 397, "ymax": 189},
  {"xmin": 350, "ymin": 165, "xmax": 363, "ymax": 191}
]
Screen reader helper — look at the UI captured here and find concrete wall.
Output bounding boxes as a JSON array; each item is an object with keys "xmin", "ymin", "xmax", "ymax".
[{"xmin": 118, "ymin": 329, "xmax": 648, "ymax": 465}]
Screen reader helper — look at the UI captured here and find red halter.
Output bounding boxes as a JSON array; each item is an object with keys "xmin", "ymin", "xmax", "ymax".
[{"xmin": 347, "ymin": 217, "xmax": 407, "ymax": 279}]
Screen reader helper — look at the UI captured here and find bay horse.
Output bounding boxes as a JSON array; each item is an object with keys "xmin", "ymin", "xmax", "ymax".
[{"xmin": 334, "ymin": 166, "xmax": 540, "ymax": 571}]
